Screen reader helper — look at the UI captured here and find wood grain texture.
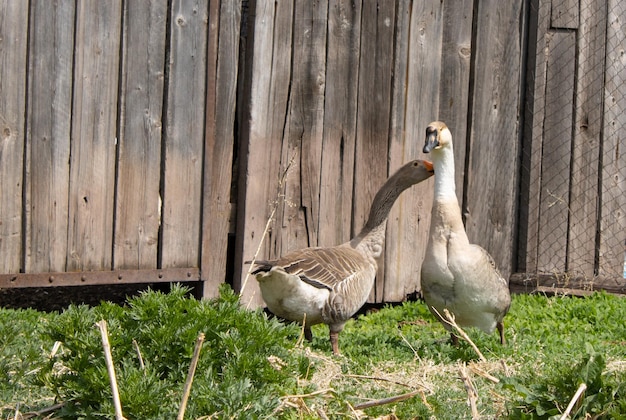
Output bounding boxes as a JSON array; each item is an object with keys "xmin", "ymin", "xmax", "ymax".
[
  {"xmin": 25, "ymin": 0, "xmax": 74, "ymax": 273},
  {"xmin": 536, "ymin": 31, "xmax": 576, "ymax": 274},
  {"xmin": 0, "ymin": 2, "xmax": 28, "ymax": 274},
  {"xmin": 67, "ymin": 1, "xmax": 122, "ymax": 271},
  {"xmin": 161, "ymin": 0, "xmax": 208, "ymax": 269},
  {"xmin": 201, "ymin": 0, "xmax": 241, "ymax": 297},
  {"xmin": 235, "ymin": 0, "xmax": 294, "ymax": 306},
  {"xmin": 518, "ymin": 0, "xmax": 552, "ymax": 273},
  {"xmin": 551, "ymin": 0, "xmax": 579, "ymax": 29},
  {"xmin": 384, "ymin": 0, "xmax": 443, "ymax": 301},
  {"xmin": 114, "ymin": 0, "xmax": 167, "ymax": 270},
  {"xmin": 567, "ymin": 0, "xmax": 606, "ymax": 276},
  {"xmin": 276, "ymin": 0, "xmax": 328, "ymax": 257},
  {"xmin": 354, "ymin": 0, "xmax": 396, "ymax": 302},
  {"xmin": 439, "ymin": 0, "xmax": 473, "ymax": 205},
  {"xmin": 465, "ymin": 0, "xmax": 524, "ymax": 280},
  {"xmin": 317, "ymin": 0, "xmax": 360, "ymax": 249},
  {"xmin": 599, "ymin": 0, "xmax": 626, "ymax": 278}
]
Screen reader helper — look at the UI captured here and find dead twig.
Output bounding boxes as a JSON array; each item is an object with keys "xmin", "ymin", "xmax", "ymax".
[
  {"xmin": 95, "ymin": 320, "xmax": 125, "ymax": 420},
  {"xmin": 560, "ymin": 383, "xmax": 587, "ymax": 420},
  {"xmin": 352, "ymin": 389, "xmax": 424, "ymax": 410},
  {"xmin": 240, "ymin": 155, "xmax": 296, "ymax": 303},
  {"xmin": 432, "ymin": 307, "xmax": 487, "ymax": 362},
  {"xmin": 459, "ymin": 365, "xmax": 480, "ymax": 419},
  {"xmin": 21, "ymin": 402, "xmax": 67, "ymax": 419},
  {"xmin": 132, "ymin": 339, "xmax": 145, "ymax": 370},
  {"xmin": 469, "ymin": 364, "xmax": 500, "ymax": 384},
  {"xmin": 177, "ymin": 333, "xmax": 206, "ymax": 420}
]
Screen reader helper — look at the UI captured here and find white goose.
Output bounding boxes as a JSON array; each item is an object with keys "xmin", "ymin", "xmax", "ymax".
[
  {"xmin": 420, "ymin": 121, "xmax": 511, "ymax": 344},
  {"xmin": 251, "ymin": 159, "xmax": 434, "ymax": 354}
]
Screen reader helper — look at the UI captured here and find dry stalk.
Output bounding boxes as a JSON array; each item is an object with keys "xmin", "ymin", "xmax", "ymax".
[
  {"xmin": 352, "ymin": 389, "xmax": 424, "ymax": 410},
  {"xmin": 177, "ymin": 333, "xmax": 206, "ymax": 420},
  {"xmin": 271, "ymin": 388, "xmax": 335, "ymax": 418},
  {"xmin": 459, "ymin": 365, "xmax": 480, "ymax": 419},
  {"xmin": 132, "ymin": 339, "xmax": 145, "ymax": 370},
  {"xmin": 432, "ymin": 307, "xmax": 487, "ymax": 362},
  {"xmin": 95, "ymin": 320, "xmax": 125, "ymax": 420},
  {"xmin": 468, "ymin": 363, "xmax": 500, "ymax": 384},
  {"xmin": 21, "ymin": 402, "xmax": 66, "ymax": 420},
  {"xmin": 560, "ymin": 383, "xmax": 587, "ymax": 420},
  {"xmin": 240, "ymin": 155, "xmax": 296, "ymax": 302}
]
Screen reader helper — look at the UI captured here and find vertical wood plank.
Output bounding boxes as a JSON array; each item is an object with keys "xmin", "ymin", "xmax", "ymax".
[
  {"xmin": 465, "ymin": 0, "xmax": 525, "ymax": 279},
  {"xmin": 599, "ymin": 0, "xmax": 626, "ymax": 278},
  {"xmin": 114, "ymin": 0, "xmax": 167, "ymax": 270},
  {"xmin": 67, "ymin": 1, "xmax": 122, "ymax": 271},
  {"xmin": 536, "ymin": 31, "xmax": 576, "ymax": 273},
  {"xmin": 384, "ymin": 0, "xmax": 443, "ymax": 301},
  {"xmin": 317, "ymin": 0, "xmax": 361, "ymax": 249},
  {"xmin": 276, "ymin": 0, "xmax": 328, "ymax": 256},
  {"xmin": 235, "ymin": 0, "xmax": 294, "ymax": 306},
  {"xmin": 567, "ymin": 0, "xmax": 606, "ymax": 276},
  {"xmin": 161, "ymin": 0, "xmax": 208, "ymax": 269},
  {"xmin": 354, "ymin": 0, "xmax": 396, "ymax": 302},
  {"xmin": 518, "ymin": 0, "xmax": 552, "ymax": 273},
  {"xmin": 551, "ymin": 0, "xmax": 579, "ymax": 29},
  {"xmin": 201, "ymin": 0, "xmax": 241, "ymax": 297},
  {"xmin": 25, "ymin": 0, "xmax": 74, "ymax": 273},
  {"xmin": 0, "ymin": 2, "xmax": 28, "ymax": 274},
  {"xmin": 439, "ymin": 0, "xmax": 474, "ymax": 205}
]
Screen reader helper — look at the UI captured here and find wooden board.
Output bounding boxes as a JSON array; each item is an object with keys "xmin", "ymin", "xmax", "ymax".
[
  {"xmin": 354, "ymin": 0, "xmax": 396, "ymax": 302},
  {"xmin": 317, "ymin": 0, "xmax": 360, "ymax": 249},
  {"xmin": 439, "ymin": 0, "xmax": 474, "ymax": 205},
  {"xmin": 551, "ymin": 0, "xmax": 579, "ymax": 29},
  {"xmin": 235, "ymin": 0, "xmax": 295, "ymax": 306},
  {"xmin": 384, "ymin": 0, "xmax": 443, "ymax": 301},
  {"xmin": 0, "ymin": 2, "xmax": 28, "ymax": 274},
  {"xmin": 160, "ymin": 0, "xmax": 208, "ymax": 269},
  {"xmin": 201, "ymin": 0, "xmax": 242, "ymax": 298},
  {"xmin": 567, "ymin": 0, "xmax": 606, "ymax": 276},
  {"xmin": 518, "ymin": 0, "xmax": 552, "ymax": 273},
  {"xmin": 25, "ymin": 0, "xmax": 74, "ymax": 273},
  {"xmin": 535, "ymin": 31, "xmax": 576, "ymax": 274},
  {"xmin": 599, "ymin": 0, "xmax": 626, "ymax": 279},
  {"xmin": 465, "ymin": 0, "xmax": 525, "ymax": 280},
  {"xmin": 276, "ymin": 0, "xmax": 328, "ymax": 256},
  {"xmin": 114, "ymin": 0, "xmax": 167, "ymax": 270},
  {"xmin": 67, "ymin": 1, "xmax": 122, "ymax": 271}
]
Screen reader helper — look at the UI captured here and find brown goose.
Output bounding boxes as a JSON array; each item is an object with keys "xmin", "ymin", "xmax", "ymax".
[
  {"xmin": 251, "ymin": 159, "xmax": 434, "ymax": 355},
  {"xmin": 420, "ymin": 121, "xmax": 511, "ymax": 344}
]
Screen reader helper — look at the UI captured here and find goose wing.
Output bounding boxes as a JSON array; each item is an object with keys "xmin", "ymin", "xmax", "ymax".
[{"xmin": 252, "ymin": 246, "xmax": 370, "ymax": 290}]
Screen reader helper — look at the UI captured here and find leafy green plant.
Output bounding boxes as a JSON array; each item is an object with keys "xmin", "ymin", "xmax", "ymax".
[{"xmin": 2, "ymin": 289, "xmax": 626, "ymax": 419}]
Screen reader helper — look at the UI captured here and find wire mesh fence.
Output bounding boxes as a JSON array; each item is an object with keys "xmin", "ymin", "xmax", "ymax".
[{"xmin": 521, "ymin": 0, "xmax": 625, "ymax": 286}]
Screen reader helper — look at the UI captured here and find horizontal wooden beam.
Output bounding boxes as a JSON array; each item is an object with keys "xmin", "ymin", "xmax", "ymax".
[
  {"xmin": 0, "ymin": 268, "xmax": 201, "ymax": 289},
  {"xmin": 510, "ymin": 272, "xmax": 626, "ymax": 295}
]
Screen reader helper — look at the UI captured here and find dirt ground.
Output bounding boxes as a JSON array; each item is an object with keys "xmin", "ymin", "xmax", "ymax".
[{"xmin": 0, "ymin": 282, "xmax": 202, "ymax": 312}]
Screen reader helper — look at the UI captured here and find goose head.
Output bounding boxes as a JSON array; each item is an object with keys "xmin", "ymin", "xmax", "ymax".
[
  {"xmin": 423, "ymin": 121, "xmax": 452, "ymax": 153},
  {"xmin": 394, "ymin": 159, "xmax": 434, "ymax": 185}
]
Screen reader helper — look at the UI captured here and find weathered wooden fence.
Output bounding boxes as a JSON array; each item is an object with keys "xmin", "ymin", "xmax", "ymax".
[{"xmin": 0, "ymin": 0, "xmax": 624, "ymax": 307}]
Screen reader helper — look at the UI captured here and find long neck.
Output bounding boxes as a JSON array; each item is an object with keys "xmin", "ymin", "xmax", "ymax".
[
  {"xmin": 349, "ymin": 173, "xmax": 412, "ymax": 256},
  {"xmin": 432, "ymin": 143, "xmax": 457, "ymax": 201}
]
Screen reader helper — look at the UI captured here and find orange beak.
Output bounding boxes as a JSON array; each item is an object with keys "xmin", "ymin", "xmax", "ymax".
[{"xmin": 423, "ymin": 160, "xmax": 434, "ymax": 173}]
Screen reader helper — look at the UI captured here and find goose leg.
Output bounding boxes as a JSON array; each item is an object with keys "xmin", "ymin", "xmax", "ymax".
[
  {"xmin": 497, "ymin": 321, "xmax": 506, "ymax": 345},
  {"xmin": 330, "ymin": 330, "xmax": 340, "ymax": 355},
  {"xmin": 304, "ymin": 326, "xmax": 313, "ymax": 342}
]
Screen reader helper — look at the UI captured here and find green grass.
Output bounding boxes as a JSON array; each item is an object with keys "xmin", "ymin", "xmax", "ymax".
[{"xmin": 1, "ymin": 285, "xmax": 625, "ymax": 419}]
